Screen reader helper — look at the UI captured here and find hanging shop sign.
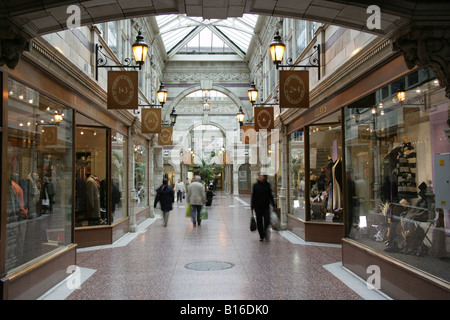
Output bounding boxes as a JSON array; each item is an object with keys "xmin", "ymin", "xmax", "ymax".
[
  {"xmin": 242, "ymin": 125, "xmax": 257, "ymax": 144},
  {"xmin": 279, "ymin": 70, "xmax": 309, "ymax": 108},
  {"xmin": 41, "ymin": 126, "xmax": 58, "ymax": 146},
  {"xmin": 107, "ymin": 71, "xmax": 138, "ymax": 109},
  {"xmin": 141, "ymin": 108, "xmax": 161, "ymax": 133},
  {"xmin": 254, "ymin": 107, "xmax": 274, "ymax": 132},
  {"xmin": 158, "ymin": 126, "xmax": 173, "ymax": 145}
]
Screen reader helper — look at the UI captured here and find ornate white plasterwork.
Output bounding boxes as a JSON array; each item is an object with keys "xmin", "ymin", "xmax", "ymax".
[
  {"xmin": 163, "ymin": 72, "xmax": 250, "ymax": 82},
  {"xmin": 176, "ymin": 101, "xmax": 239, "ymax": 114}
]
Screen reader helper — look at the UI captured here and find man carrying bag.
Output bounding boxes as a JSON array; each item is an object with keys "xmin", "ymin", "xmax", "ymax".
[{"xmin": 186, "ymin": 175, "xmax": 206, "ymax": 227}]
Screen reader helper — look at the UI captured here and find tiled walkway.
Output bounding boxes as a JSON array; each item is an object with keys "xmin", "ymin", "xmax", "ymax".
[{"xmin": 39, "ymin": 192, "xmax": 390, "ymax": 301}]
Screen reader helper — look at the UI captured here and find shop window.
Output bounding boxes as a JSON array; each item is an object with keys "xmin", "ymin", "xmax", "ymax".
[
  {"xmin": 75, "ymin": 126, "xmax": 108, "ymax": 226},
  {"xmin": 6, "ymin": 78, "xmax": 73, "ymax": 273},
  {"xmin": 112, "ymin": 131, "xmax": 127, "ymax": 222},
  {"xmin": 308, "ymin": 112, "xmax": 343, "ymax": 222},
  {"xmin": 238, "ymin": 163, "xmax": 251, "ymax": 192},
  {"xmin": 289, "ymin": 131, "xmax": 305, "ymax": 219},
  {"xmin": 134, "ymin": 143, "xmax": 148, "ymax": 211},
  {"xmin": 344, "ymin": 75, "xmax": 450, "ymax": 283}
]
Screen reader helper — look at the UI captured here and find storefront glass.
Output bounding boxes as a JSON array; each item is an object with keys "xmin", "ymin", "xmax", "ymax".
[
  {"xmin": 238, "ymin": 163, "xmax": 251, "ymax": 192},
  {"xmin": 112, "ymin": 131, "xmax": 127, "ymax": 222},
  {"xmin": 289, "ymin": 131, "xmax": 305, "ymax": 219},
  {"xmin": 344, "ymin": 70, "xmax": 450, "ymax": 283},
  {"xmin": 309, "ymin": 112, "xmax": 343, "ymax": 222},
  {"xmin": 75, "ymin": 125, "xmax": 108, "ymax": 226},
  {"xmin": 134, "ymin": 143, "xmax": 148, "ymax": 211},
  {"xmin": 6, "ymin": 78, "xmax": 73, "ymax": 272}
]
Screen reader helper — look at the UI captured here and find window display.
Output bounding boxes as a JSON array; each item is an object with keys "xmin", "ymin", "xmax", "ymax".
[
  {"xmin": 75, "ymin": 126, "xmax": 108, "ymax": 226},
  {"xmin": 289, "ymin": 131, "xmax": 305, "ymax": 219},
  {"xmin": 308, "ymin": 112, "xmax": 343, "ymax": 222},
  {"xmin": 6, "ymin": 78, "xmax": 73, "ymax": 272},
  {"xmin": 111, "ymin": 131, "xmax": 127, "ymax": 222},
  {"xmin": 134, "ymin": 143, "xmax": 148, "ymax": 211},
  {"xmin": 344, "ymin": 70, "xmax": 450, "ymax": 283}
]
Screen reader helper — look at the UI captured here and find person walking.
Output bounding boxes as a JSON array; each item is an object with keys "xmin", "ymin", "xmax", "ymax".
[
  {"xmin": 176, "ymin": 179, "xmax": 186, "ymax": 203},
  {"xmin": 251, "ymin": 172, "xmax": 276, "ymax": 241},
  {"xmin": 186, "ymin": 175, "xmax": 206, "ymax": 226},
  {"xmin": 154, "ymin": 178, "xmax": 174, "ymax": 227}
]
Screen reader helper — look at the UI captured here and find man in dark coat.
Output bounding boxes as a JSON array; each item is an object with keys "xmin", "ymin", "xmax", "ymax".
[
  {"xmin": 154, "ymin": 178, "xmax": 174, "ymax": 227},
  {"xmin": 251, "ymin": 172, "xmax": 276, "ymax": 241}
]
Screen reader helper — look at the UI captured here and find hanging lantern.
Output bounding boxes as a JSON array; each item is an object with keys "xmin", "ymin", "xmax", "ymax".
[
  {"xmin": 269, "ymin": 31, "xmax": 286, "ymax": 65},
  {"xmin": 132, "ymin": 30, "xmax": 148, "ymax": 67}
]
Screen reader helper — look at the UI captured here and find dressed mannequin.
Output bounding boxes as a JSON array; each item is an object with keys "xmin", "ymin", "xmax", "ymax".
[
  {"xmin": 332, "ymin": 157, "xmax": 342, "ymax": 210},
  {"xmin": 86, "ymin": 174, "xmax": 100, "ymax": 219}
]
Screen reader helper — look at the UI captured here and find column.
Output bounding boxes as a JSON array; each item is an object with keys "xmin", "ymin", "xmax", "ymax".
[
  {"xmin": 233, "ymin": 169, "xmax": 239, "ymax": 195},
  {"xmin": 279, "ymin": 125, "xmax": 288, "ymax": 229},
  {"xmin": 148, "ymin": 137, "xmax": 155, "ymax": 218},
  {"xmin": 128, "ymin": 119, "xmax": 137, "ymax": 232}
]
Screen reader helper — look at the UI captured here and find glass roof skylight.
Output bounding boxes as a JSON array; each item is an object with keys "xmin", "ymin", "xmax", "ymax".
[{"xmin": 155, "ymin": 14, "xmax": 258, "ymax": 57}]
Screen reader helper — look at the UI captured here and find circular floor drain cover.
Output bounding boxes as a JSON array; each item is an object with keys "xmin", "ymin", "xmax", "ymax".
[{"xmin": 185, "ymin": 261, "xmax": 234, "ymax": 271}]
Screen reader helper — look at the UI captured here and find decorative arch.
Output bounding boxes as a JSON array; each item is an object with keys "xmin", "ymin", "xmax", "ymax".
[
  {"xmin": 181, "ymin": 121, "xmax": 229, "ymax": 164},
  {"xmin": 162, "ymin": 84, "xmax": 251, "ymax": 120}
]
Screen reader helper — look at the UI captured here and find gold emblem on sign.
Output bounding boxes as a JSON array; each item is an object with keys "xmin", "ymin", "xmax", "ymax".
[
  {"xmin": 108, "ymin": 71, "xmax": 138, "ymax": 109},
  {"xmin": 279, "ymin": 71, "xmax": 309, "ymax": 108},
  {"xmin": 142, "ymin": 108, "xmax": 161, "ymax": 133},
  {"xmin": 112, "ymin": 74, "xmax": 135, "ymax": 106},
  {"xmin": 254, "ymin": 107, "xmax": 274, "ymax": 132},
  {"xmin": 284, "ymin": 74, "xmax": 306, "ymax": 104},
  {"xmin": 159, "ymin": 126, "xmax": 173, "ymax": 145},
  {"xmin": 257, "ymin": 109, "xmax": 272, "ymax": 129}
]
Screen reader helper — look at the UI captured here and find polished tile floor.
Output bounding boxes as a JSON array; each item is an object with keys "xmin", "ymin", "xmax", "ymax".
[{"xmin": 40, "ymin": 192, "xmax": 390, "ymax": 301}]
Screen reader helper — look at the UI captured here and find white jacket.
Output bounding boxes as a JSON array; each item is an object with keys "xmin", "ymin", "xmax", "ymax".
[{"xmin": 187, "ymin": 181, "xmax": 206, "ymax": 205}]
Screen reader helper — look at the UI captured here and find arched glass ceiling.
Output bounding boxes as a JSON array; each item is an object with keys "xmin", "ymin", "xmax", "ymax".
[{"xmin": 155, "ymin": 14, "xmax": 258, "ymax": 56}]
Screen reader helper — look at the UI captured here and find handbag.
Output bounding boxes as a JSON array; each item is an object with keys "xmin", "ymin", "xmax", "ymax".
[
  {"xmin": 250, "ymin": 214, "xmax": 256, "ymax": 232},
  {"xmin": 185, "ymin": 204, "xmax": 191, "ymax": 217},
  {"xmin": 200, "ymin": 206, "xmax": 208, "ymax": 219}
]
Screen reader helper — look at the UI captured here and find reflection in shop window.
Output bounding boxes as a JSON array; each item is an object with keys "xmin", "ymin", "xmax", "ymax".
[
  {"xmin": 6, "ymin": 78, "xmax": 73, "ymax": 273},
  {"xmin": 344, "ymin": 72, "xmax": 450, "ymax": 283},
  {"xmin": 112, "ymin": 131, "xmax": 127, "ymax": 222},
  {"xmin": 289, "ymin": 131, "xmax": 305, "ymax": 220},
  {"xmin": 75, "ymin": 127, "xmax": 107, "ymax": 226},
  {"xmin": 134, "ymin": 143, "xmax": 148, "ymax": 210},
  {"xmin": 309, "ymin": 117, "xmax": 343, "ymax": 223}
]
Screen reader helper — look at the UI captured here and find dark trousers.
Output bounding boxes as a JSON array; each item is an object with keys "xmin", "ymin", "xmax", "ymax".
[
  {"xmin": 255, "ymin": 207, "xmax": 270, "ymax": 239},
  {"xmin": 177, "ymin": 191, "xmax": 183, "ymax": 202},
  {"xmin": 191, "ymin": 205, "xmax": 202, "ymax": 225}
]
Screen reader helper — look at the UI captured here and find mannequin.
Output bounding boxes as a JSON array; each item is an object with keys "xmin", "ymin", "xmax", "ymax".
[
  {"xmin": 332, "ymin": 157, "xmax": 342, "ymax": 210},
  {"xmin": 86, "ymin": 174, "xmax": 100, "ymax": 219}
]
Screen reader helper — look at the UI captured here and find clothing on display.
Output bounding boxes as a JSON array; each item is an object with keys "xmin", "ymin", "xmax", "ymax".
[
  {"xmin": 382, "ymin": 141, "xmax": 417, "ymax": 203},
  {"xmin": 86, "ymin": 174, "xmax": 101, "ymax": 219},
  {"xmin": 310, "ymin": 156, "xmax": 343, "ymax": 222}
]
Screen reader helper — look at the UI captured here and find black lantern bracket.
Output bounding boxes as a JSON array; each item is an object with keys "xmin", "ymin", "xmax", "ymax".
[
  {"xmin": 95, "ymin": 44, "xmax": 142, "ymax": 80},
  {"xmin": 251, "ymin": 99, "xmax": 279, "ymax": 107},
  {"xmin": 276, "ymin": 44, "xmax": 321, "ymax": 81}
]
